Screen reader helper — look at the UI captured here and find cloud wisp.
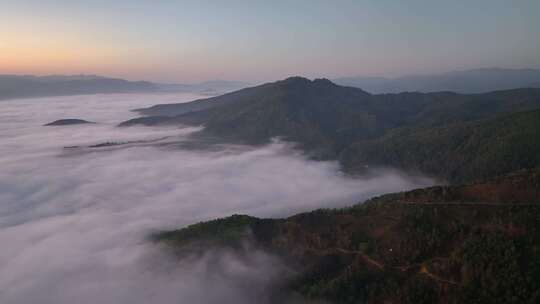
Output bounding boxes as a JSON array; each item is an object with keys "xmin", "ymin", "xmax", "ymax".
[{"xmin": 0, "ymin": 93, "xmax": 433, "ymax": 303}]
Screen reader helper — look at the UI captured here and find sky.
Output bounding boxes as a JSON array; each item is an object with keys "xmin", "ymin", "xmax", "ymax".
[{"xmin": 1, "ymin": 0, "xmax": 539, "ymax": 83}]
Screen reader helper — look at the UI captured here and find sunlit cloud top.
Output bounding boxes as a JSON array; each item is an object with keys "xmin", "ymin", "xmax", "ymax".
[{"xmin": 1, "ymin": 0, "xmax": 539, "ymax": 82}]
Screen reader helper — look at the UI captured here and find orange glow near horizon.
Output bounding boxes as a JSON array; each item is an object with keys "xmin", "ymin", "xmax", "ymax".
[
  {"xmin": 0, "ymin": 36, "xmax": 228, "ymax": 82},
  {"xmin": 0, "ymin": 25, "xmax": 175, "ymax": 80},
  {"xmin": 1, "ymin": 27, "xmax": 108, "ymax": 73},
  {"xmin": 2, "ymin": 0, "xmax": 539, "ymax": 83}
]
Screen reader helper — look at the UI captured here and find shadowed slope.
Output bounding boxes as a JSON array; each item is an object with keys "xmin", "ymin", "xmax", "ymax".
[{"xmin": 340, "ymin": 109, "xmax": 540, "ymax": 183}]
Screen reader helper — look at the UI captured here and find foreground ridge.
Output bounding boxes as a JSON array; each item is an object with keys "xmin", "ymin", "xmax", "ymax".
[{"xmin": 155, "ymin": 169, "xmax": 540, "ymax": 304}]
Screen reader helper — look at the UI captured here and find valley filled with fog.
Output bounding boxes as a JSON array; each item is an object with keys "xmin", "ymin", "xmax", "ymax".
[{"xmin": 0, "ymin": 93, "xmax": 433, "ymax": 304}]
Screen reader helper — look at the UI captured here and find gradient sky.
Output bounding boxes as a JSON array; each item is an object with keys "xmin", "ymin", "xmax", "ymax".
[{"xmin": 1, "ymin": 0, "xmax": 539, "ymax": 83}]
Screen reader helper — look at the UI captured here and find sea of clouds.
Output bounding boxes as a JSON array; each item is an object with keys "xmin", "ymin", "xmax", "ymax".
[{"xmin": 0, "ymin": 93, "xmax": 433, "ymax": 303}]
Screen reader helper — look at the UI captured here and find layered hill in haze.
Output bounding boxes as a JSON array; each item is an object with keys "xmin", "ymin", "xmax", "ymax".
[
  {"xmin": 122, "ymin": 77, "xmax": 540, "ymax": 183},
  {"xmin": 0, "ymin": 75, "xmax": 157, "ymax": 100},
  {"xmin": 333, "ymin": 68, "xmax": 540, "ymax": 94},
  {"xmin": 0, "ymin": 74, "xmax": 250, "ymax": 101}
]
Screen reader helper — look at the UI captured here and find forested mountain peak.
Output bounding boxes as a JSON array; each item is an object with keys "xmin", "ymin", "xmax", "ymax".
[{"xmin": 122, "ymin": 78, "xmax": 540, "ymax": 183}]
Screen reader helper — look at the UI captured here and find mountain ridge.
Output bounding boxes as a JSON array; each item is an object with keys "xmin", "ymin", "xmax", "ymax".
[
  {"xmin": 333, "ymin": 68, "xmax": 540, "ymax": 94},
  {"xmin": 122, "ymin": 77, "xmax": 540, "ymax": 182}
]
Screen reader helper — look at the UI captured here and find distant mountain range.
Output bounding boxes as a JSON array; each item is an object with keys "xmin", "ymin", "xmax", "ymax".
[
  {"xmin": 333, "ymin": 68, "xmax": 540, "ymax": 93},
  {"xmin": 124, "ymin": 76, "xmax": 540, "ymax": 183},
  {"xmin": 155, "ymin": 80, "xmax": 251, "ymax": 95},
  {"xmin": 0, "ymin": 74, "xmax": 250, "ymax": 101},
  {"xmin": 0, "ymin": 74, "xmax": 157, "ymax": 100},
  {"xmin": 3, "ymin": 68, "xmax": 540, "ymax": 101}
]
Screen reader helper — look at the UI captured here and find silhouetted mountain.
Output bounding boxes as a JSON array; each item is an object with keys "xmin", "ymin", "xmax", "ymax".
[
  {"xmin": 126, "ymin": 77, "xmax": 372, "ymax": 154},
  {"xmin": 155, "ymin": 169, "xmax": 540, "ymax": 304},
  {"xmin": 334, "ymin": 68, "xmax": 540, "ymax": 93},
  {"xmin": 123, "ymin": 77, "xmax": 540, "ymax": 181}
]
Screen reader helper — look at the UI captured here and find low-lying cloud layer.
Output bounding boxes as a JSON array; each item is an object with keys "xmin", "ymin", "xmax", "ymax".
[{"xmin": 0, "ymin": 93, "xmax": 433, "ymax": 303}]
